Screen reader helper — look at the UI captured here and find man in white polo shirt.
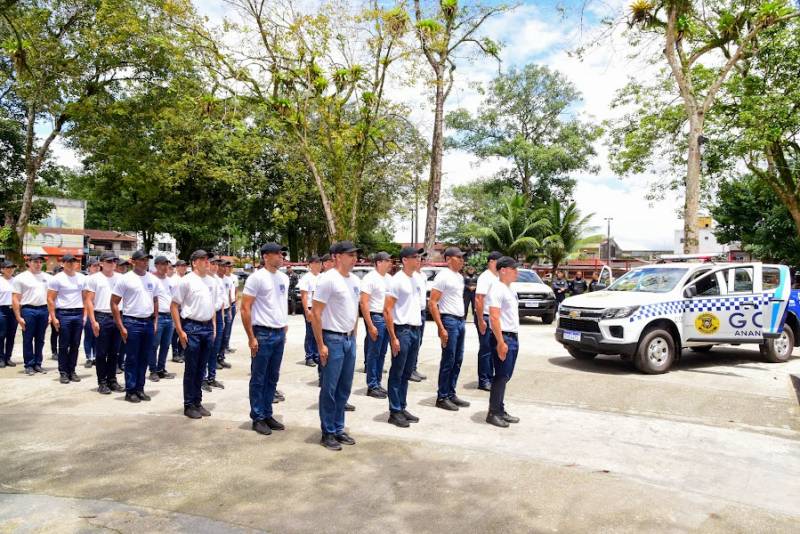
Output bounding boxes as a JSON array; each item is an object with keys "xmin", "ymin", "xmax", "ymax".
[
  {"xmin": 203, "ymin": 258, "xmax": 226, "ymax": 391},
  {"xmin": 474, "ymin": 251, "xmax": 502, "ymax": 391},
  {"xmin": 383, "ymin": 247, "xmax": 424, "ymax": 428},
  {"xmin": 172, "ymin": 250, "xmax": 216, "ymax": 419},
  {"xmin": 298, "ymin": 255, "xmax": 322, "ymax": 368},
  {"xmin": 311, "ymin": 241, "xmax": 361, "ymax": 451},
  {"xmin": 148, "ymin": 255, "xmax": 177, "ymax": 383},
  {"xmin": 241, "ymin": 242, "xmax": 290, "ymax": 436},
  {"xmin": 12, "ymin": 254, "xmax": 51, "ymax": 374},
  {"xmin": 360, "ymin": 251, "xmax": 392, "ymax": 399},
  {"xmin": 47, "ymin": 253, "xmax": 86, "ymax": 384},
  {"xmin": 111, "ymin": 249, "xmax": 159, "ymax": 403},
  {"xmin": 429, "ymin": 247, "xmax": 470, "ymax": 412},
  {"xmin": 0, "ymin": 260, "xmax": 18, "ymax": 368},
  {"xmin": 485, "ymin": 256, "xmax": 522, "ymax": 428},
  {"xmin": 83, "ymin": 251, "xmax": 123, "ymax": 394}
]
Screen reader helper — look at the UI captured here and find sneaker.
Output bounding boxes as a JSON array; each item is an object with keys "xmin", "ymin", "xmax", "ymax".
[
  {"xmin": 344, "ymin": 403, "xmax": 355, "ymax": 412},
  {"xmin": 486, "ymin": 412, "xmax": 509, "ymax": 428},
  {"xmin": 201, "ymin": 381, "xmax": 212, "ymax": 392},
  {"xmin": 98, "ymin": 384, "xmax": 111, "ymax": 395},
  {"xmin": 59, "ymin": 373, "xmax": 70, "ymax": 384},
  {"xmin": 225, "ymin": 347, "xmax": 236, "ymax": 354},
  {"xmin": 25, "ymin": 367, "xmax": 35, "ymax": 376},
  {"xmin": 4, "ymin": 360, "xmax": 15, "ymax": 367},
  {"xmin": 265, "ymin": 416, "xmax": 285, "ymax": 430},
  {"xmin": 218, "ymin": 359, "xmax": 231, "ymax": 369},
  {"xmin": 274, "ymin": 391, "xmax": 285, "ymax": 402},
  {"xmin": 408, "ymin": 371, "xmax": 423, "ymax": 383},
  {"xmin": 305, "ymin": 359, "xmax": 316, "ymax": 367},
  {"xmin": 252, "ymin": 420, "xmax": 272, "ymax": 435},
  {"xmin": 195, "ymin": 404, "xmax": 211, "ymax": 417},
  {"xmin": 33, "ymin": 365, "xmax": 46, "ymax": 374},
  {"xmin": 477, "ymin": 383, "xmax": 491, "ymax": 392},
  {"xmin": 388, "ymin": 412, "xmax": 409, "ymax": 428},
  {"xmin": 84, "ymin": 360, "xmax": 93, "ymax": 368},
  {"xmin": 125, "ymin": 392, "xmax": 140, "ymax": 403},
  {"xmin": 320, "ymin": 433, "xmax": 341, "ymax": 451},
  {"xmin": 401, "ymin": 410, "xmax": 419, "ymax": 423},
  {"xmin": 377, "ymin": 386, "xmax": 388, "ymax": 395},
  {"xmin": 149, "ymin": 372, "xmax": 160, "ymax": 382},
  {"xmin": 435, "ymin": 398, "xmax": 459, "ymax": 411},
  {"xmin": 502, "ymin": 412, "xmax": 520, "ymax": 424},
  {"xmin": 171, "ymin": 357, "xmax": 183, "ymax": 363},
  {"xmin": 109, "ymin": 381, "xmax": 125, "ymax": 392},
  {"xmin": 450, "ymin": 395, "xmax": 470, "ymax": 408},
  {"xmin": 215, "ymin": 361, "xmax": 223, "ymax": 370},
  {"xmin": 334, "ymin": 432, "xmax": 356, "ymax": 445},
  {"xmin": 69, "ymin": 372, "xmax": 81, "ymax": 382},
  {"xmin": 158, "ymin": 370, "xmax": 176, "ymax": 379},
  {"xmin": 208, "ymin": 379, "xmax": 225, "ymax": 389},
  {"xmin": 367, "ymin": 387, "xmax": 387, "ymax": 399},
  {"xmin": 412, "ymin": 370, "xmax": 426, "ymax": 380},
  {"xmin": 184, "ymin": 405, "xmax": 202, "ymax": 419},
  {"xmin": 136, "ymin": 391, "xmax": 151, "ymax": 401}
]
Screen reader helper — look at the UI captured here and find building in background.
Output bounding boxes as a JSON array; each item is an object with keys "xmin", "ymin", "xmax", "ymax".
[
  {"xmin": 23, "ymin": 198, "xmax": 87, "ymax": 270},
  {"xmin": 138, "ymin": 232, "xmax": 178, "ymax": 265},
  {"xmin": 673, "ymin": 216, "xmax": 750, "ymax": 260}
]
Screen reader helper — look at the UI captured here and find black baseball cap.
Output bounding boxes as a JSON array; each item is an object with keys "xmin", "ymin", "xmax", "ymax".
[
  {"xmin": 260, "ymin": 243, "xmax": 288, "ymax": 255},
  {"xmin": 443, "ymin": 247, "xmax": 464, "ymax": 258},
  {"xmin": 330, "ymin": 241, "xmax": 360, "ymax": 254},
  {"xmin": 154, "ymin": 255, "xmax": 170, "ymax": 264},
  {"xmin": 320, "ymin": 253, "xmax": 332, "ymax": 262},
  {"xmin": 210, "ymin": 257, "xmax": 223, "ymax": 264},
  {"xmin": 308, "ymin": 255, "xmax": 321, "ymax": 264},
  {"xmin": 496, "ymin": 256, "xmax": 520, "ymax": 269},
  {"xmin": 87, "ymin": 258, "xmax": 99, "ymax": 266},
  {"xmin": 487, "ymin": 251, "xmax": 503, "ymax": 262},
  {"xmin": 131, "ymin": 250, "xmax": 152, "ymax": 260},
  {"xmin": 399, "ymin": 247, "xmax": 424, "ymax": 259},
  {"xmin": 190, "ymin": 249, "xmax": 213, "ymax": 261},
  {"xmin": 117, "ymin": 259, "xmax": 130, "ymax": 266},
  {"xmin": 1, "ymin": 260, "xmax": 16, "ymax": 268},
  {"xmin": 27, "ymin": 253, "xmax": 44, "ymax": 262},
  {"xmin": 61, "ymin": 253, "xmax": 79, "ymax": 262},
  {"xmin": 373, "ymin": 251, "xmax": 391, "ymax": 262},
  {"xmin": 99, "ymin": 251, "xmax": 118, "ymax": 262},
  {"xmin": 174, "ymin": 259, "xmax": 187, "ymax": 267}
]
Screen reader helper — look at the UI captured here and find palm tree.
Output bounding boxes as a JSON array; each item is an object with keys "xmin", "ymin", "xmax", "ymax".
[
  {"xmin": 472, "ymin": 193, "xmax": 549, "ymax": 257},
  {"xmin": 537, "ymin": 199, "xmax": 602, "ymax": 275}
]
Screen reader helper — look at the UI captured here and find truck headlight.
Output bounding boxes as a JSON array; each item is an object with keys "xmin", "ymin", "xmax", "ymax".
[{"xmin": 601, "ymin": 306, "xmax": 639, "ymax": 319}]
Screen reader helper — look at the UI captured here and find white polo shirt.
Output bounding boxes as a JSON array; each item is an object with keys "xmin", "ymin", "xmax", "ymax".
[
  {"xmin": 413, "ymin": 271, "xmax": 427, "ymax": 311},
  {"xmin": 297, "ymin": 271, "xmax": 319, "ymax": 309},
  {"xmin": 431, "ymin": 268, "xmax": 464, "ymax": 317},
  {"xmin": 212, "ymin": 275, "xmax": 227, "ymax": 311},
  {"xmin": 84, "ymin": 272, "xmax": 119, "ymax": 313},
  {"xmin": 486, "ymin": 281, "xmax": 519, "ymax": 333},
  {"xmin": 12, "ymin": 270, "xmax": 51, "ymax": 306},
  {"xmin": 226, "ymin": 274, "xmax": 237, "ymax": 304},
  {"xmin": 360, "ymin": 270, "xmax": 390, "ymax": 314},
  {"xmin": 387, "ymin": 271, "xmax": 422, "ymax": 326},
  {"xmin": 172, "ymin": 271, "xmax": 215, "ymax": 322},
  {"xmin": 313, "ymin": 269, "xmax": 360, "ymax": 333},
  {"xmin": 0, "ymin": 276, "xmax": 14, "ymax": 306},
  {"xmin": 112, "ymin": 270, "xmax": 159, "ymax": 318},
  {"xmin": 242, "ymin": 268, "xmax": 289, "ymax": 328},
  {"xmin": 48, "ymin": 271, "xmax": 86, "ymax": 309},
  {"xmin": 475, "ymin": 269, "xmax": 498, "ymax": 315},
  {"xmin": 153, "ymin": 274, "xmax": 174, "ymax": 313}
]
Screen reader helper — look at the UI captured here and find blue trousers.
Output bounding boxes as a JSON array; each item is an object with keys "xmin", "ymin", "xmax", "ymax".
[
  {"xmin": 183, "ymin": 320, "xmax": 213, "ymax": 407},
  {"xmin": 1, "ymin": 306, "xmax": 16, "ymax": 362},
  {"xmin": 437, "ymin": 315, "xmax": 465, "ymax": 400},
  {"xmin": 489, "ymin": 333, "xmax": 519, "ymax": 415},
  {"xmin": 476, "ymin": 314, "xmax": 494, "ymax": 388},
  {"xmin": 319, "ymin": 332, "xmax": 355, "ymax": 435},
  {"xmin": 94, "ymin": 313, "xmax": 120, "ymax": 385},
  {"xmin": 123, "ymin": 317, "xmax": 154, "ymax": 393},
  {"xmin": 56, "ymin": 309, "xmax": 83, "ymax": 375},
  {"xmin": 249, "ymin": 326, "xmax": 285, "ymax": 421},
  {"xmin": 171, "ymin": 319, "xmax": 183, "ymax": 357},
  {"xmin": 414, "ymin": 309, "xmax": 426, "ymax": 372},
  {"xmin": 304, "ymin": 317, "xmax": 319, "ymax": 363},
  {"xmin": 83, "ymin": 318, "xmax": 95, "ymax": 361},
  {"xmin": 364, "ymin": 313, "xmax": 389, "ymax": 389},
  {"xmin": 205, "ymin": 309, "xmax": 223, "ymax": 380},
  {"xmin": 388, "ymin": 325, "xmax": 420, "ymax": 413},
  {"xmin": 21, "ymin": 305, "xmax": 48, "ymax": 369},
  {"xmin": 149, "ymin": 314, "xmax": 174, "ymax": 373},
  {"xmin": 221, "ymin": 304, "xmax": 236, "ymax": 355}
]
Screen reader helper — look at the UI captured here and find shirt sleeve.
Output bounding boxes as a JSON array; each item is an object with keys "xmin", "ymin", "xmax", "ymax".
[
  {"xmin": 486, "ymin": 284, "xmax": 503, "ymax": 310},
  {"xmin": 47, "ymin": 275, "xmax": 60, "ymax": 292},
  {"xmin": 11, "ymin": 276, "xmax": 23, "ymax": 295},
  {"xmin": 313, "ymin": 275, "xmax": 332, "ymax": 304},
  {"xmin": 386, "ymin": 276, "xmax": 398, "ymax": 299},
  {"xmin": 475, "ymin": 272, "xmax": 493, "ymax": 295},
  {"xmin": 360, "ymin": 273, "xmax": 375, "ymax": 296},
  {"xmin": 242, "ymin": 273, "xmax": 261, "ymax": 298},
  {"xmin": 431, "ymin": 271, "xmax": 449, "ymax": 293},
  {"xmin": 111, "ymin": 276, "xmax": 127, "ymax": 298},
  {"xmin": 297, "ymin": 274, "xmax": 309, "ymax": 293}
]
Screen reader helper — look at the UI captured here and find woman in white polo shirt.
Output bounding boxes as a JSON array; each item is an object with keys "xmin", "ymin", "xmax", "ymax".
[{"xmin": 47, "ymin": 254, "xmax": 86, "ymax": 384}]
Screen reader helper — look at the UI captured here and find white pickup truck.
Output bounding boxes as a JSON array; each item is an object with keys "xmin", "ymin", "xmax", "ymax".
[{"xmin": 554, "ymin": 262, "xmax": 795, "ymax": 373}]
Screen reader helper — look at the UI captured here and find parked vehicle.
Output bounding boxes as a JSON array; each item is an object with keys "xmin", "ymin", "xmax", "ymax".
[{"xmin": 511, "ymin": 269, "xmax": 556, "ymax": 324}]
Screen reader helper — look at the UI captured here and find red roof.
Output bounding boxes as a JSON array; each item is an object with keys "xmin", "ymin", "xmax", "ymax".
[{"xmin": 84, "ymin": 229, "xmax": 137, "ymax": 242}]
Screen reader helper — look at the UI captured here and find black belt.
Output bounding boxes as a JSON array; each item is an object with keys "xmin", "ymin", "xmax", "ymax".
[
  {"xmin": 21, "ymin": 304, "xmax": 47, "ymax": 309},
  {"xmin": 94, "ymin": 311, "xmax": 113, "ymax": 318},
  {"xmin": 370, "ymin": 312, "xmax": 383, "ymax": 317},
  {"xmin": 254, "ymin": 325, "xmax": 283, "ymax": 332},
  {"xmin": 56, "ymin": 308, "xmax": 83, "ymax": 314},
  {"xmin": 123, "ymin": 315, "xmax": 153, "ymax": 322},
  {"xmin": 502, "ymin": 331, "xmax": 518, "ymax": 339},
  {"xmin": 441, "ymin": 313, "xmax": 463, "ymax": 320},
  {"xmin": 183, "ymin": 318, "xmax": 212, "ymax": 326},
  {"xmin": 323, "ymin": 329, "xmax": 351, "ymax": 337},
  {"xmin": 395, "ymin": 323, "xmax": 420, "ymax": 330},
  {"xmin": 0, "ymin": 304, "xmax": 11, "ymax": 310},
  {"xmin": 158, "ymin": 312, "xmax": 171, "ymax": 316}
]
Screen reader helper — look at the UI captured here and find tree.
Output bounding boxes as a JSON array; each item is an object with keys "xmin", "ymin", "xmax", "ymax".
[
  {"xmin": 411, "ymin": 0, "xmax": 512, "ymax": 254},
  {"xmin": 437, "ymin": 178, "xmax": 509, "ymax": 247},
  {"xmin": 0, "ymin": 0, "xmax": 193, "ymax": 254},
  {"xmin": 471, "ymin": 193, "xmax": 547, "ymax": 257},
  {"xmin": 446, "ymin": 64, "xmax": 602, "ymax": 203},
  {"xmin": 619, "ymin": 0, "xmax": 798, "ymax": 252},
  {"xmin": 711, "ymin": 174, "xmax": 800, "ymax": 264},
  {"xmin": 538, "ymin": 199, "xmax": 601, "ymax": 275}
]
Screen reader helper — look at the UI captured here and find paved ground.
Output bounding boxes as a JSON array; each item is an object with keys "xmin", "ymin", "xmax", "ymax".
[{"xmin": 1, "ymin": 314, "xmax": 799, "ymax": 533}]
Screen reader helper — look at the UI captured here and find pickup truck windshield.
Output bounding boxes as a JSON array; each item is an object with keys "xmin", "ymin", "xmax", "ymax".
[
  {"xmin": 517, "ymin": 270, "xmax": 543, "ymax": 284},
  {"xmin": 607, "ymin": 267, "xmax": 688, "ymax": 293}
]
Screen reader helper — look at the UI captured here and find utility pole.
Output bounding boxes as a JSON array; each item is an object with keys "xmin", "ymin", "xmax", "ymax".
[{"xmin": 604, "ymin": 217, "xmax": 613, "ymax": 267}]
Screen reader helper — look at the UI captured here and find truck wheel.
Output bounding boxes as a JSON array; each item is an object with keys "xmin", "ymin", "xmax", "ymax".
[
  {"xmin": 542, "ymin": 314, "xmax": 555, "ymax": 325},
  {"xmin": 567, "ymin": 347, "xmax": 597, "ymax": 360},
  {"xmin": 760, "ymin": 324, "xmax": 795, "ymax": 363},
  {"xmin": 689, "ymin": 345, "xmax": 713, "ymax": 353},
  {"xmin": 635, "ymin": 328, "xmax": 676, "ymax": 374}
]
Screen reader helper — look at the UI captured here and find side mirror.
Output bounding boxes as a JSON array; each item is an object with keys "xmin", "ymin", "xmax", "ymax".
[{"xmin": 684, "ymin": 286, "xmax": 698, "ymax": 298}]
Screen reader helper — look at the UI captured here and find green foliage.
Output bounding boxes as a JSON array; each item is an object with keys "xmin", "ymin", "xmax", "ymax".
[
  {"xmin": 438, "ymin": 178, "xmax": 509, "ymax": 247},
  {"xmin": 471, "ymin": 193, "xmax": 548, "ymax": 257},
  {"xmin": 538, "ymin": 199, "xmax": 601, "ymax": 271}
]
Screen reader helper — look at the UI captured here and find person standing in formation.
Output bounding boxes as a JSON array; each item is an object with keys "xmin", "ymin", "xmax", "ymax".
[
  {"xmin": 298, "ymin": 255, "xmax": 322, "ymax": 368},
  {"xmin": 83, "ymin": 258, "xmax": 100, "ymax": 369},
  {"xmin": 47, "ymin": 254, "xmax": 86, "ymax": 384},
  {"xmin": 203, "ymin": 258, "xmax": 226, "ymax": 392},
  {"xmin": 241, "ymin": 243, "xmax": 290, "ymax": 436},
  {"xmin": 474, "ymin": 251, "xmax": 502, "ymax": 392},
  {"xmin": 485, "ymin": 256, "xmax": 522, "ymax": 428},
  {"xmin": 148, "ymin": 256, "xmax": 177, "ymax": 383},
  {"xmin": 220, "ymin": 261, "xmax": 237, "ymax": 365},
  {"xmin": 410, "ymin": 258, "xmax": 428, "ymax": 383},
  {"xmin": 383, "ymin": 247, "xmax": 424, "ymax": 428},
  {"xmin": 429, "ymin": 247, "xmax": 470, "ymax": 412},
  {"xmin": 83, "ymin": 251, "xmax": 124, "ymax": 394},
  {"xmin": 171, "ymin": 259, "xmax": 188, "ymax": 364},
  {"xmin": 12, "ymin": 254, "xmax": 50, "ymax": 375},
  {"xmin": 0, "ymin": 260, "xmax": 18, "ymax": 368},
  {"xmin": 171, "ymin": 250, "xmax": 216, "ymax": 419},
  {"xmin": 360, "ymin": 251, "xmax": 392, "ymax": 399},
  {"xmin": 552, "ymin": 270, "xmax": 568, "ymax": 306},
  {"xmin": 111, "ymin": 250, "xmax": 159, "ymax": 403},
  {"xmin": 311, "ymin": 241, "xmax": 361, "ymax": 451}
]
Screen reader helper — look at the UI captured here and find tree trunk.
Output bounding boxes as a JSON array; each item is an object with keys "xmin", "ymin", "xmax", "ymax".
[
  {"xmin": 683, "ymin": 117, "xmax": 703, "ymax": 254},
  {"xmin": 300, "ymin": 144, "xmax": 337, "ymax": 239},
  {"xmin": 15, "ymin": 104, "xmax": 37, "ymax": 254},
  {"xmin": 423, "ymin": 69, "xmax": 445, "ymax": 256}
]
